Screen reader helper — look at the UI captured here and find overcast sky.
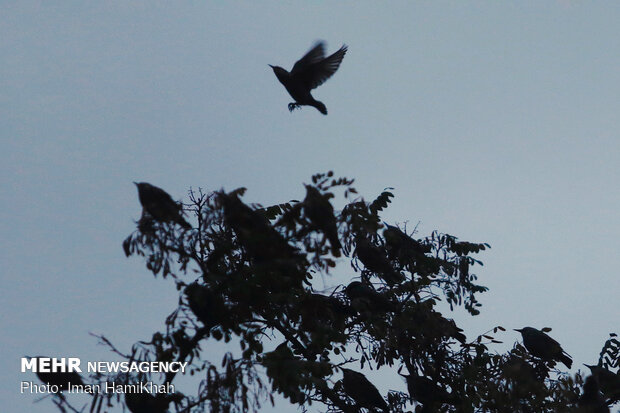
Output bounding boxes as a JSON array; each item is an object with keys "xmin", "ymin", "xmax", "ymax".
[{"xmin": 2, "ymin": 1, "xmax": 619, "ymax": 412}]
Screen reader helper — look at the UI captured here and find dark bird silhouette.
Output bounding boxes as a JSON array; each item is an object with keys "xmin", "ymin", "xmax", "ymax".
[
  {"xmin": 436, "ymin": 316, "xmax": 467, "ymax": 344},
  {"xmin": 401, "ymin": 373, "xmax": 458, "ymax": 408},
  {"xmin": 270, "ymin": 41, "xmax": 347, "ymax": 115},
  {"xmin": 577, "ymin": 375, "xmax": 611, "ymax": 413},
  {"xmin": 341, "ymin": 368, "xmax": 388, "ymax": 411},
  {"xmin": 303, "ymin": 185, "xmax": 341, "ymax": 256},
  {"xmin": 585, "ymin": 364, "xmax": 620, "ymax": 402},
  {"xmin": 220, "ymin": 192, "xmax": 307, "ymax": 293},
  {"xmin": 514, "ymin": 327, "xmax": 573, "ymax": 369},
  {"xmin": 184, "ymin": 283, "xmax": 227, "ymax": 330},
  {"xmin": 355, "ymin": 236, "xmax": 404, "ymax": 285},
  {"xmin": 134, "ymin": 182, "xmax": 191, "ymax": 229},
  {"xmin": 383, "ymin": 223, "xmax": 431, "ymax": 262},
  {"xmin": 344, "ymin": 281, "xmax": 397, "ymax": 313},
  {"xmin": 220, "ymin": 192, "xmax": 298, "ymax": 264},
  {"xmin": 301, "ymin": 292, "xmax": 353, "ymax": 320}
]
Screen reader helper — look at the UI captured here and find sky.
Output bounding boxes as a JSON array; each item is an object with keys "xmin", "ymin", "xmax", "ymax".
[{"xmin": 1, "ymin": 1, "xmax": 619, "ymax": 412}]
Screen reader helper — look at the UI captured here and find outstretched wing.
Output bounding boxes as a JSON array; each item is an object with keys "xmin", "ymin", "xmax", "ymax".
[
  {"xmin": 299, "ymin": 44, "xmax": 348, "ymax": 90},
  {"xmin": 291, "ymin": 41, "xmax": 326, "ymax": 74}
]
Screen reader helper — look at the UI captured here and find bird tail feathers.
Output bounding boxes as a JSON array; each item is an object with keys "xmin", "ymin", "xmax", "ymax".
[
  {"xmin": 560, "ymin": 352, "xmax": 573, "ymax": 369},
  {"xmin": 177, "ymin": 217, "xmax": 192, "ymax": 230},
  {"xmin": 312, "ymin": 101, "xmax": 327, "ymax": 115}
]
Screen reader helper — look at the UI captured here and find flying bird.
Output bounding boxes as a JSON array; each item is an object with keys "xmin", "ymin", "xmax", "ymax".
[
  {"xmin": 514, "ymin": 327, "xmax": 573, "ymax": 369},
  {"xmin": 134, "ymin": 182, "xmax": 191, "ymax": 229},
  {"xmin": 270, "ymin": 41, "xmax": 347, "ymax": 115}
]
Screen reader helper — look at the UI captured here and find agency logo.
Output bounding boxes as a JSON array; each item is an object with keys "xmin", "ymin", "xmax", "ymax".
[{"xmin": 20, "ymin": 357, "xmax": 184, "ymax": 396}]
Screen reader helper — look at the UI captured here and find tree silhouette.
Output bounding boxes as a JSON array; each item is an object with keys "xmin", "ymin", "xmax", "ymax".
[{"xmin": 42, "ymin": 172, "xmax": 618, "ymax": 412}]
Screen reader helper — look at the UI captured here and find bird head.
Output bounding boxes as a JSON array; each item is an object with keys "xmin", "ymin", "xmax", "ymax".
[
  {"xmin": 304, "ymin": 184, "xmax": 321, "ymax": 199},
  {"xmin": 268, "ymin": 64, "xmax": 288, "ymax": 80},
  {"xmin": 583, "ymin": 364, "xmax": 602, "ymax": 373},
  {"xmin": 344, "ymin": 281, "xmax": 363, "ymax": 295}
]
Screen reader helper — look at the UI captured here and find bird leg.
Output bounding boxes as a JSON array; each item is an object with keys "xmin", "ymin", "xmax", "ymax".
[{"xmin": 288, "ymin": 102, "xmax": 301, "ymax": 112}]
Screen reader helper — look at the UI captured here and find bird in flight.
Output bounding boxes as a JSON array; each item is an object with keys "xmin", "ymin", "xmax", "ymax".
[{"xmin": 270, "ymin": 41, "xmax": 347, "ymax": 115}]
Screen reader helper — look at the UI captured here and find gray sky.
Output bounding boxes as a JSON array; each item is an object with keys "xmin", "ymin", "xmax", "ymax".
[{"xmin": 2, "ymin": 1, "xmax": 619, "ymax": 412}]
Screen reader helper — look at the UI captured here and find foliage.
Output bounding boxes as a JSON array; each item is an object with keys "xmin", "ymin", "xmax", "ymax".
[{"xmin": 48, "ymin": 173, "xmax": 617, "ymax": 413}]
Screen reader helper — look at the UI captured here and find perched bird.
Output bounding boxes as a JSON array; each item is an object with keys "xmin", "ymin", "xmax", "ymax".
[
  {"xmin": 355, "ymin": 237, "xmax": 404, "ymax": 285},
  {"xmin": 341, "ymin": 368, "xmax": 388, "ymax": 411},
  {"xmin": 303, "ymin": 185, "xmax": 341, "ymax": 256},
  {"xmin": 401, "ymin": 373, "xmax": 458, "ymax": 407},
  {"xmin": 344, "ymin": 281, "xmax": 396, "ymax": 313},
  {"xmin": 184, "ymin": 283, "xmax": 227, "ymax": 329},
  {"xmin": 220, "ymin": 192, "xmax": 298, "ymax": 264},
  {"xmin": 383, "ymin": 223, "xmax": 430, "ymax": 262},
  {"xmin": 300, "ymin": 292, "xmax": 352, "ymax": 319},
  {"xmin": 262, "ymin": 343, "xmax": 313, "ymax": 404},
  {"xmin": 577, "ymin": 375, "xmax": 610, "ymax": 413},
  {"xmin": 584, "ymin": 364, "xmax": 620, "ymax": 401},
  {"xmin": 514, "ymin": 327, "xmax": 573, "ymax": 369},
  {"xmin": 270, "ymin": 41, "xmax": 347, "ymax": 115},
  {"xmin": 134, "ymin": 182, "xmax": 191, "ymax": 229},
  {"xmin": 436, "ymin": 315, "xmax": 467, "ymax": 344}
]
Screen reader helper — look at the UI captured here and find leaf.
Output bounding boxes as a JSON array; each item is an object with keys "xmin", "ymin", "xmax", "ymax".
[{"xmin": 122, "ymin": 237, "xmax": 132, "ymax": 257}]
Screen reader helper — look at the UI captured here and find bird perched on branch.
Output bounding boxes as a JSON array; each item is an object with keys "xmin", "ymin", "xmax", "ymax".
[
  {"xmin": 184, "ymin": 283, "xmax": 227, "ymax": 330},
  {"xmin": 584, "ymin": 364, "xmax": 620, "ymax": 402},
  {"xmin": 344, "ymin": 281, "xmax": 397, "ymax": 313},
  {"xmin": 383, "ymin": 223, "xmax": 430, "ymax": 262},
  {"xmin": 355, "ymin": 236, "xmax": 404, "ymax": 285},
  {"xmin": 220, "ymin": 191, "xmax": 298, "ymax": 264},
  {"xmin": 134, "ymin": 182, "xmax": 191, "ymax": 229},
  {"xmin": 270, "ymin": 41, "xmax": 347, "ymax": 115},
  {"xmin": 303, "ymin": 185, "xmax": 341, "ymax": 256},
  {"xmin": 341, "ymin": 368, "xmax": 388, "ymax": 411},
  {"xmin": 401, "ymin": 373, "xmax": 458, "ymax": 408},
  {"xmin": 578, "ymin": 375, "xmax": 610, "ymax": 413},
  {"xmin": 514, "ymin": 327, "xmax": 573, "ymax": 368}
]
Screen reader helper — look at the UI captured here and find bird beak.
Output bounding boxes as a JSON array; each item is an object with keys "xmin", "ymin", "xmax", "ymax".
[
  {"xmin": 133, "ymin": 181, "xmax": 138, "ymax": 186},
  {"xmin": 268, "ymin": 64, "xmax": 274, "ymax": 68},
  {"xmin": 513, "ymin": 329, "xmax": 522, "ymax": 332}
]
